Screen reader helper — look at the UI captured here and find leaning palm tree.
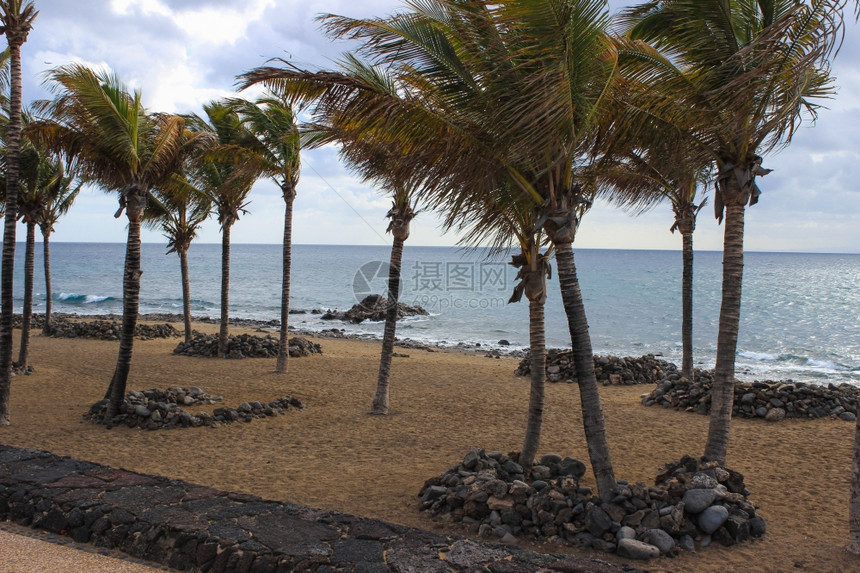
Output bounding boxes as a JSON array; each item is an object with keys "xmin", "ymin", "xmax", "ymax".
[
  {"xmin": 619, "ymin": 0, "xmax": 844, "ymax": 463},
  {"xmin": 144, "ymin": 170, "xmax": 212, "ymax": 344},
  {"xmin": 184, "ymin": 100, "xmax": 260, "ymax": 357},
  {"xmin": 227, "ymin": 94, "xmax": 300, "ymax": 372},
  {"xmin": 241, "ymin": 0, "xmax": 620, "ymax": 501},
  {"xmin": 31, "ymin": 64, "xmax": 199, "ymax": 421},
  {"xmin": 0, "ymin": 0, "xmax": 36, "ymax": 426}
]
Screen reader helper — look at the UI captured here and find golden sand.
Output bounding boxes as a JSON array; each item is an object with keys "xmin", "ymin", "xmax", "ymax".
[{"xmin": 0, "ymin": 321, "xmax": 856, "ymax": 572}]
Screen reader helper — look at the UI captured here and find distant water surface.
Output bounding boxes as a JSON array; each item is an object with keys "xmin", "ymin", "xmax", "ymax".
[{"xmin": 7, "ymin": 242, "xmax": 859, "ymax": 386}]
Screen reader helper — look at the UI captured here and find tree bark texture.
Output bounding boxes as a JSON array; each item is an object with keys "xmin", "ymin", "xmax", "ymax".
[
  {"xmin": 849, "ymin": 412, "xmax": 860, "ymax": 554},
  {"xmin": 218, "ymin": 222, "xmax": 232, "ymax": 357},
  {"xmin": 681, "ymin": 229, "xmax": 694, "ymax": 380},
  {"xmin": 16, "ymin": 221, "xmax": 35, "ymax": 368},
  {"xmin": 105, "ymin": 189, "xmax": 145, "ymax": 421},
  {"xmin": 41, "ymin": 227, "xmax": 53, "ymax": 335},
  {"xmin": 371, "ymin": 236, "xmax": 405, "ymax": 415},
  {"xmin": 0, "ymin": 39, "xmax": 25, "ymax": 426},
  {"xmin": 276, "ymin": 192, "xmax": 295, "ymax": 373},
  {"xmin": 553, "ymin": 241, "xmax": 616, "ymax": 501},
  {"xmin": 179, "ymin": 247, "xmax": 192, "ymax": 344},
  {"xmin": 520, "ymin": 298, "xmax": 546, "ymax": 469},
  {"xmin": 704, "ymin": 204, "xmax": 745, "ymax": 464}
]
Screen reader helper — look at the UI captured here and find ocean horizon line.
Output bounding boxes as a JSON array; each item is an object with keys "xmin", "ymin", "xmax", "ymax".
[{"xmin": 7, "ymin": 241, "xmax": 860, "ymax": 257}]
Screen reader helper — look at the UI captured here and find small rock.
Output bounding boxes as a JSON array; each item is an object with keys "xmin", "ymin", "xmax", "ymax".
[
  {"xmin": 617, "ymin": 538, "xmax": 660, "ymax": 560},
  {"xmin": 765, "ymin": 408, "xmax": 786, "ymax": 422},
  {"xmin": 698, "ymin": 505, "xmax": 729, "ymax": 534}
]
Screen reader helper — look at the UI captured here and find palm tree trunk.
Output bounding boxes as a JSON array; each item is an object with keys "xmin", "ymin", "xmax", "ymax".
[
  {"xmin": 16, "ymin": 221, "xmax": 35, "ymax": 369},
  {"xmin": 520, "ymin": 298, "xmax": 546, "ymax": 469},
  {"xmin": 704, "ymin": 205, "xmax": 745, "ymax": 464},
  {"xmin": 681, "ymin": 229, "xmax": 694, "ymax": 380},
  {"xmin": 276, "ymin": 192, "xmax": 295, "ymax": 373},
  {"xmin": 105, "ymin": 190, "xmax": 145, "ymax": 422},
  {"xmin": 850, "ymin": 413, "xmax": 860, "ymax": 554},
  {"xmin": 0, "ymin": 39, "xmax": 25, "ymax": 426},
  {"xmin": 41, "ymin": 227, "xmax": 53, "ymax": 335},
  {"xmin": 371, "ymin": 235, "xmax": 405, "ymax": 415},
  {"xmin": 179, "ymin": 247, "xmax": 192, "ymax": 344},
  {"xmin": 218, "ymin": 222, "xmax": 232, "ymax": 357},
  {"xmin": 553, "ymin": 241, "xmax": 616, "ymax": 501}
]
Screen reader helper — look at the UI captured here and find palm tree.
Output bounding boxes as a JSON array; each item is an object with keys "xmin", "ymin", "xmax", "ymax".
[
  {"xmin": 31, "ymin": 64, "xmax": 198, "ymax": 421},
  {"xmin": 369, "ymin": 187, "xmax": 417, "ymax": 414},
  {"xmin": 619, "ymin": 0, "xmax": 843, "ymax": 463},
  {"xmin": 13, "ymin": 136, "xmax": 54, "ymax": 369},
  {"xmin": 228, "ymin": 94, "xmax": 300, "ymax": 372},
  {"xmin": 589, "ymin": 113, "xmax": 711, "ymax": 381},
  {"xmin": 144, "ymin": 170, "xmax": 211, "ymax": 344},
  {"xmin": 0, "ymin": 0, "xmax": 35, "ymax": 425},
  {"xmin": 184, "ymin": 100, "xmax": 260, "ymax": 357},
  {"xmin": 35, "ymin": 159, "xmax": 79, "ymax": 335},
  {"xmin": 241, "ymin": 0, "xmax": 621, "ymax": 500}
]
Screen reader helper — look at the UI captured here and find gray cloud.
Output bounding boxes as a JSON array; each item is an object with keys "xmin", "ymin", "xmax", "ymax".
[{"xmin": 13, "ymin": 1, "xmax": 860, "ymax": 252}]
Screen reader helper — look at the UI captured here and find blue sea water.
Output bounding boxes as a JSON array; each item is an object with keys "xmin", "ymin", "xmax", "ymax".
[{"xmin": 6, "ymin": 242, "xmax": 860, "ymax": 386}]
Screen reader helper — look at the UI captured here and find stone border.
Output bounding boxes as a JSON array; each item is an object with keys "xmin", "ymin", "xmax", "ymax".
[{"xmin": 0, "ymin": 446, "xmax": 643, "ymax": 573}]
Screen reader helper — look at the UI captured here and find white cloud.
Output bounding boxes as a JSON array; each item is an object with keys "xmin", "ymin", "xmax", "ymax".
[{"xmin": 11, "ymin": 1, "xmax": 860, "ymax": 253}]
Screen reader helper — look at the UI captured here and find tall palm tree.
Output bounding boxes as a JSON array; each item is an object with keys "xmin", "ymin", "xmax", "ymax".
[
  {"xmin": 12, "ymin": 135, "xmax": 53, "ymax": 369},
  {"xmin": 619, "ymin": 0, "xmax": 843, "ymax": 463},
  {"xmin": 0, "ymin": 0, "xmax": 36, "ymax": 425},
  {"xmin": 31, "ymin": 64, "xmax": 198, "ymax": 421},
  {"xmin": 144, "ymin": 170, "xmax": 211, "ymax": 344},
  {"xmin": 589, "ymin": 114, "xmax": 711, "ymax": 381},
  {"xmin": 241, "ymin": 0, "xmax": 621, "ymax": 501},
  {"xmin": 35, "ymin": 159, "xmax": 79, "ymax": 335},
  {"xmin": 184, "ymin": 100, "xmax": 260, "ymax": 357},
  {"xmin": 369, "ymin": 186, "xmax": 417, "ymax": 414},
  {"xmin": 228, "ymin": 94, "xmax": 300, "ymax": 372}
]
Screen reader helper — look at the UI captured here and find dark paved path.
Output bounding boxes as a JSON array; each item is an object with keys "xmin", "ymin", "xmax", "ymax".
[{"xmin": 0, "ymin": 445, "xmax": 645, "ymax": 572}]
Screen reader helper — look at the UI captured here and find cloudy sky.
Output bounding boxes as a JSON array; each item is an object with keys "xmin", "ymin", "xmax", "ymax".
[{"xmin": 13, "ymin": 0, "xmax": 860, "ymax": 253}]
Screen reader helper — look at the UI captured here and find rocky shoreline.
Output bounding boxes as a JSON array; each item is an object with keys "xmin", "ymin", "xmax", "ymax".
[
  {"xmin": 13, "ymin": 314, "xmax": 180, "ymax": 341},
  {"xmin": 420, "ymin": 448, "xmax": 765, "ymax": 561},
  {"xmin": 172, "ymin": 333, "xmax": 322, "ymax": 360},
  {"xmin": 515, "ymin": 350, "xmax": 676, "ymax": 385}
]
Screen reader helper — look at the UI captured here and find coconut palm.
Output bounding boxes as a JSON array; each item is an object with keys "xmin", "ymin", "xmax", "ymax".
[
  {"xmin": 589, "ymin": 111, "xmax": 711, "ymax": 381},
  {"xmin": 619, "ymin": 0, "xmax": 844, "ymax": 463},
  {"xmin": 184, "ymin": 100, "xmax": 261, "ymax": 357},
  {"xmin": 0, "ymin": 0, "xmax": 36, "ymax": 426},
  {"xmin": 144, "ymin": 171, "xmax": 211, "ymax": 344},
  {"xmin": 31, "ymin": 63, "xmax": 199, "ymax": 421},
  {"xmin": 227, "ymin": 94, "xmax": 300, "ymax": 372},
  {"xmin": 35, "ymin": 160, "xmax": 79, "ymax": 335},
  {"xmin": 12, "ymin": 136, "xmax": 55, "ymax": 369},
  {"xmin": 241, "ymin": 0, "xmax": 621, "ymax": 500}
]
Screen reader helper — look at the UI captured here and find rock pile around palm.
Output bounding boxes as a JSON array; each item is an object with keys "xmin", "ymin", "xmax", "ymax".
[
  {"xmin": 84, "ymin": 386, "xmax": 305, "ymax": 430},
  {"xmin": 320, "ymin": 294, "xmax": 429, "ymax": 323},
  {"xmin": 515, "ymin": 351, "xmax": 676, "ymax": 384},
  {"xmin": 419, "ymin": 449, "xmax": 765, "ymax": 560},
  {"xmin": 643, "ymin": 375, "xmax": 860, "ymax": 422},
  {"xmin": 173, "ymin": 333, "xmax": 321, "ymax": 359}
]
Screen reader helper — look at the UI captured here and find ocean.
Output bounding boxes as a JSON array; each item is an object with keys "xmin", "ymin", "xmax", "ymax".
[{"xmin": 6, "ymin": 242, "xmax": 859, "ymax": 386}]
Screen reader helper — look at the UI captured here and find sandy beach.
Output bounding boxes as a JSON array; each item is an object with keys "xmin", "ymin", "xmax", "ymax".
[{"xmin": 0, "ymin": 320, "xmax": 856, "ymax": 573}]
